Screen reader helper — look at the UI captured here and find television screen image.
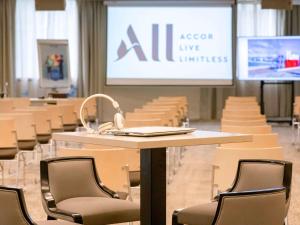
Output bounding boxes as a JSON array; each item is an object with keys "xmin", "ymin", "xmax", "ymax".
[
  {"xmin": 38, "ymin": 40, "xmax": 71, "ymax": 88},
  {"xmin": 238, "ymin": 36, "xmax": 300, "ymax": 80}
]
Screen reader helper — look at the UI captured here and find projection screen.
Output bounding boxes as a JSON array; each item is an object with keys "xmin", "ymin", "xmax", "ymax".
[{"xmin": 106, "ymin": 5, "xmax": 233, "ymax": 85}]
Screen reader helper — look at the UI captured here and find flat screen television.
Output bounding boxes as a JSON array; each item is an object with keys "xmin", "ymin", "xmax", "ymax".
[{"xmin": 238, "ymin": 36, "xmax": 300, "ymax": 81}]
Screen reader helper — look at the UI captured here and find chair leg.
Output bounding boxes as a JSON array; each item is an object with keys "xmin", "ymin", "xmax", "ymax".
[
  {"xmin": 47, "ymin": 215, "xmax": 57, "ymax": 220},
  {"xmin": 0, "ymin": 162, "xmax": 4, "ymax": 185}
]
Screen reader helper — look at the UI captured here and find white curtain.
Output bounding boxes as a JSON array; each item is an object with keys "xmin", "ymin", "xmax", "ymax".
[
  {"xmin": 15, "ymin": 0, "xmax": 78, "ymax": 97},
  {"xmin": 236, "ymin": 1, "xmax": 287, "ymax": 117}
]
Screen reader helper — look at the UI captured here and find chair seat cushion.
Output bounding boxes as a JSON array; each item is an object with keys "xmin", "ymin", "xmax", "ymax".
[
  {"xmin": 177, "ymin": 202, "xmax": 217, "ymax": 225},
  {"xmin": 18, "ymin": 140, "xmax": 36, "ymax": 150},
  {"xmin": 37, "ymin": 221, "xmax": 78, "ymax": 225},
  {"xmin": 56, "ymin": 197, "xmax": 140, "ymax": 225}
]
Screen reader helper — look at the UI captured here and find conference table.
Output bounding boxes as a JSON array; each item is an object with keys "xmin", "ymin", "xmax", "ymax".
[{"xmin": 52, "ymin": 130, "xmax": 252, "ymax": 225}]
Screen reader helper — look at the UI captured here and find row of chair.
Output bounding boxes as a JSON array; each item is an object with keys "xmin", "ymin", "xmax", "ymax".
[
  {"xmin": 0, "ymin": 97, "xmax": 97, "ymax": 186},
  {"xmin": 125, "ymin": 96, "xmax": 188, "ymax": 127},
  {"xmin": 1, "ymin": 157, "xmax": 291, "ymax": 225},
  {"xmin": 126, "ymin": 96, "xmax": 189, "ymax": 183},
  {"xmin": 171, "ymin": 97, "xmax": 291, "ymax": 225},
  {"xmin": 212, "ymin": 96, "xmax": 284, "ymax": 197}
]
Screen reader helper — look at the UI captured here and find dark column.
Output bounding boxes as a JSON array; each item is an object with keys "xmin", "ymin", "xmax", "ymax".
[{"xmin": 140, "ymin": 148, "xmax": 167, "ymax": 225}]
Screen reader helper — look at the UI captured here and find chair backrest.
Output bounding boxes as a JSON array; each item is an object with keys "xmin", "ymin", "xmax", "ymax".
[
  {"xmin": 125, "ymin": 112, "xmax": 170, "ymax": 126},
  {"xmin": 46, "ymin": 105, "xmax": 64, "ymax": 130},
  {"xmin": 125, "ymin": 118, "xmax": 165, "ymax": 127},
  {"xmin": 222, "ymin": 109, "xmax": 261, "ymax": 117},
  {"xmin": 221, "ymin": 125, "xmax": 272, "ymax": 134},
  {"xmin": 0, "ymin": 99, "xmax": 14, "ymax": 113},
  {"xmin": 213, "ymin": 188, "xmax": 286, "ymax": 225},
  {"xmin": 134, "ymin": 108, "xmax": 179, "ymax": 126},
  {"xmin": 58, "ymin": 148, "xmax": 140, "ymax": 193},
  {"xmin": 231, "ymin": 160, "xmax": 292, "ymax": 196},
  {"xmin": 15, "ymin": 108, "xmax": 51, "ymax": 135},
  {"xmin": 213, "ymin": 147, "xmax": 284, "ymax": 191},
  {"xmin": 222, "ymin": 114, "xmax": 266, "ymax": 121},
  {"xmin": 0, "ymin": 113, "xmax": 36, "ymax": 141},
  {"xmin": 0, "ymin": 118, "xmax": 17, "ymax": 148},
  {"xmin": 221, "ymin": 133, "xmax": 279, "ymax": 148},
  {"xmin": 224, "ymin": 104, "xmax": 260, "ymax": 111},
  {"xmin": 221, "ymin": 119, "xmax": 266, "ymax": 126},
  {"xmin": 41, "ymin": 157, "xmax": 109, "ymax": 203},
  {"xmin": 57, "ymin": 104, "xmax": 77, "ymax": 125},
  {"xmin": 0, "ymin": 186, "xmax": 34, "ymax": 225},
  {"xmin": 226, "ymin": 96, "xmax": 257, "ymax": 103},
  {"xmin": 8, "ymin": 98, "xmax": 31, "ymax": 108}
]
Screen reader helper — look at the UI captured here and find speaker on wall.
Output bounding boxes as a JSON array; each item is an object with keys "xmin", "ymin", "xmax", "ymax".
[
  {"xmin": 261, "ymin": 0, "xmax": 293, "ymax": 10},
  {"xmin": 35, "ymin": 0, "xmax": 66, "ymax": 11}
]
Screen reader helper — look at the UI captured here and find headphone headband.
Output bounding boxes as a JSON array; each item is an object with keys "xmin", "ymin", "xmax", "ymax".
[{"xmin": 79, "ymin": 94, "xmax": 122, "ymax": 133}]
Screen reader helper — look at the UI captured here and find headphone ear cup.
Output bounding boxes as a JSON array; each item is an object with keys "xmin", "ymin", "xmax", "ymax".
[
  {"xmin": 114, "ymin": 113, "xmax": 124, "ymax": 129},
  {"xmin": 98, "ymin": 122, "xmax": 114, "ymax": 133}
]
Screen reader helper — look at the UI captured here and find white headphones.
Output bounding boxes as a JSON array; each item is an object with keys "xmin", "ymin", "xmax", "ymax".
[{"xmin": 80, "ymin": 94, "xmax": 124, "ymax": 134}]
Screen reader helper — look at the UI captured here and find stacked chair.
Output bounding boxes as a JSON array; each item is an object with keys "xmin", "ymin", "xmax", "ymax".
[
  {"xmin": 0, "ymin": 97, "xmax": 97, "ymax": 186},
  {"xmin": 173, "ymin": 159, "xmax": 292, "ymax": 225},
  {"xmin": 213, "ymin": 96, "xmax": 284, "ymax": 197}
]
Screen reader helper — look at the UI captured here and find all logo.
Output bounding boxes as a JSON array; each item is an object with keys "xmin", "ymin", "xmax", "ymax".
[{"xmin": 116, "ymin": 24, "xmax": 174, "ymax": 62}]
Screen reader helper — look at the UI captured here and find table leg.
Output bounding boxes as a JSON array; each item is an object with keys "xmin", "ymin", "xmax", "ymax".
[{"xmin": 141, "ymin": 148, "xmax": 166, "ymax": 225}]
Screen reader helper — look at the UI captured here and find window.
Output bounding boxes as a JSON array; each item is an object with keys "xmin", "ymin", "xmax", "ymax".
[{"xmin": 15, "ymin": 0, "xmax": 78, "ymax": 85}]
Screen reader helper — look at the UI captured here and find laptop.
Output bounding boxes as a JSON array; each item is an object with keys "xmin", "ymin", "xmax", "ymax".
[{"xmin": 112, "ymin": 126, "xmax": 196, "ymax": 137}]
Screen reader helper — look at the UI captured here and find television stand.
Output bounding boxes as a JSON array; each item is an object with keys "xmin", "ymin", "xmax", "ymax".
[{"xmin": 260, "ymin": 81, "xmax": 294, "ymax": 125}]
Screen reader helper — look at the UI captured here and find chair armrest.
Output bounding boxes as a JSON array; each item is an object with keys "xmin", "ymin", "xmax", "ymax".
[
  {"xmin": 98, "ymin": 182, "xmax": 120, "ymax": 199},
  {"xmin": 42, "ymin": 191, "xmax": 83, "ymax": 223}
]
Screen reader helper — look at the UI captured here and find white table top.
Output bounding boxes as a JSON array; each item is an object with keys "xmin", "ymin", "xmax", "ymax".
[{"xmin": 52, "ymin": 130, "xmax": 252, "ymax": 149}]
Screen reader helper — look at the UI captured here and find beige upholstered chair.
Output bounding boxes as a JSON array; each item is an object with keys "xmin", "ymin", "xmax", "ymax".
[
  {"xmin": 0, "ymin": 186, "xmax": 78, "ymax": 225},
  {"xmin": 173, "ymin": 187, "xmax": 286, "ymax": 225},
  {"xmin": 57, "ymin": 148, "xmax": 140, "ymax": 201},
  {"xmin": 173, "ymin": 160, "xmax": 292, "ymax": 225},
  {"xmin": 40, "ymin": 157, "xmax": 140, "ymax": 225}
]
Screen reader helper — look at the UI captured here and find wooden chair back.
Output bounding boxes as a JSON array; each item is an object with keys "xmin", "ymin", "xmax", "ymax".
[
  {"xmin": 0, "ymin": 118, "xmax": 17, "ymax": 148},
  {"xmin": 8, "ymin": 98, "xmax": 30, "ymax": 108},
  {"xmin": 46, "ymin": 105, "xmax": 64, "ymax": 131},
  {"xmin": 0, "ymin": 113, "xmax": 36, "ymax": 141},
  {"xmin": 222, "ymin": 114, "xmax": 266, "ymax": 121},
  {"xmin": 221, "ymin": 119, "xmax": 266, "ymax": 126},
  {"xmin": 221, "ymin": 133, "xmax": 279, "ymax": 148},
  {"xmin": 0, "ymin": 99, "xmax": 14, "ymax": 113},
  {"xmin": 222, "ymin": 109, "xmax": 261, "ymax": 117},
  {"xmin": 15, "ymin": 108, "xmax": 51, "ymax": 135},
  {"xmin": 125, "ymin": 119, "xmax": 165, "ymax": 127},
  {"xmin": 221, "ymin": 125, "xmax": 272, "ymax": 134},
  {"xmin": 125, "ymin": 112, "xmax": 171, "ymax": 126}
]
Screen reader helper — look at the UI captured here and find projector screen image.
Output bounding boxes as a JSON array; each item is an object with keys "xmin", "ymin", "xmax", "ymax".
[
  {"xmin": 238, "ymin": 36, "xmax": 300, "ymax": 81},
  {"xmin": 106, "ymin": 6, "xmax": 233, "ymax": 85}
]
